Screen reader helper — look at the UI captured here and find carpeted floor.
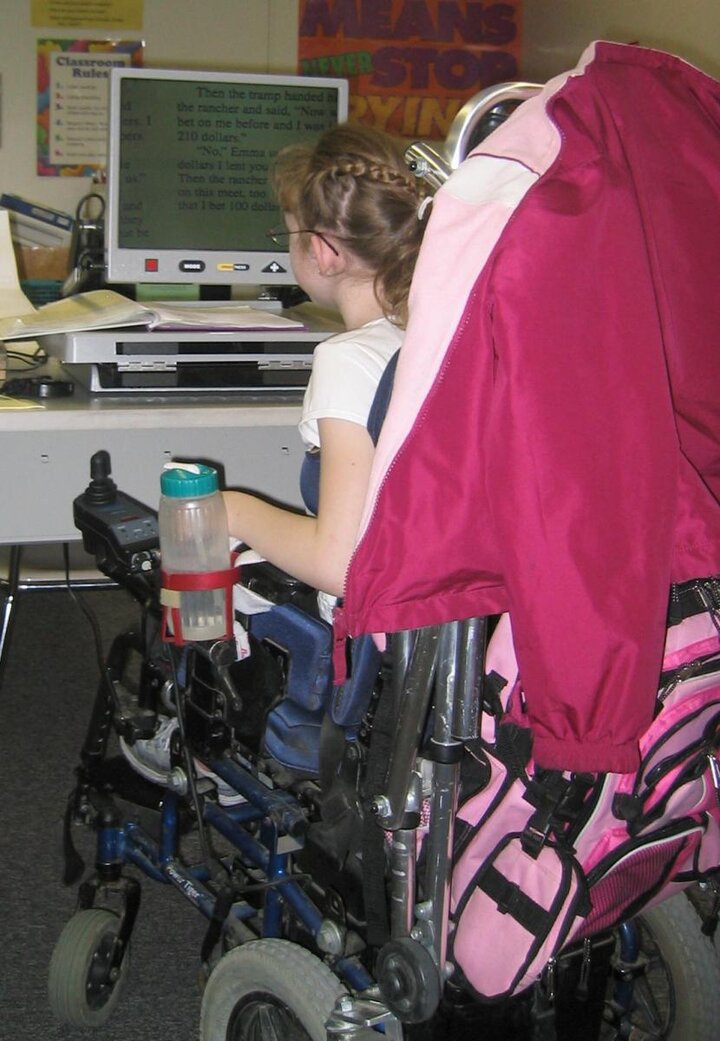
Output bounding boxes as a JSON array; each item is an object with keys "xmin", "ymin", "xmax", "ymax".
[
  {"xmin": 4, "ymin": 585, "xmax": 715, "ymax": 1041},
  {"xmin": 0, "ymin": 586, "xmax": 208, "ymax": 1041},
  {"xmin": 0, "ymin": 587, "xmax": 612, "ymax": 1041}
]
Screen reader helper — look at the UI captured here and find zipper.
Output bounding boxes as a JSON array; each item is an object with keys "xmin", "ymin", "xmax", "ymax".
[
  {"xmin": 658, "ymin": 652, "xmax": 720, "ymax": 703},
  {"xmin": 639, "ymin": 700, "xmax": 720, "ymax": 790},
  {"xmin": 697, "ymin": 579, "xmax": 720, "ymax": 635},
  {"xmin": 586, "ymin": 818, "xmax": 703, "ymax": 887}
]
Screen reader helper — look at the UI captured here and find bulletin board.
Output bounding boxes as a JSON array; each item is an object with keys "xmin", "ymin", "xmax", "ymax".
[
  {"xmin": 297, "ymin": 0, "xmax": 523, "ymax": 139},
  {"xmin": 37, "ymin": 37, "xmax": 144, "ymax": 177}
]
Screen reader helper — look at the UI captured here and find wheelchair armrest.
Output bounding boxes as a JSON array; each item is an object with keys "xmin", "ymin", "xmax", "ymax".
[{"xmin": 240, "ymin": 560, "xmax": 320, "ymax": 617}]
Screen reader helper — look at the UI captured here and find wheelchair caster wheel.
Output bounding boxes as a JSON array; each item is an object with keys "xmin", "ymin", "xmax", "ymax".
[
  {"xmin": 604, "ymin": 894, "xmax": 720, "ymax": 1041},
  {"xmin": 48, "ymin": 908, "xmax": 130, "ymax": 1027},
  {"xmin": 376, "ymin": 936, "xmax": 442, "ymax": 1023},
  {"xmin": 200, "ymin": 939, "xmax": 346, "ymax": 1041}
]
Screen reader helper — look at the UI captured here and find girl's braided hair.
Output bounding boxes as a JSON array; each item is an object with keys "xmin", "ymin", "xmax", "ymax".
[{"xmin": 271, "ymin": 124, "xmax": 430, "ymax": 327}]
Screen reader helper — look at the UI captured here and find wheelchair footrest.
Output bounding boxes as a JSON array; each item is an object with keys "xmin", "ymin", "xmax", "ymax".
[{"xmin": 264, "ymin": 701, "xmax": 325, "ymax": 775}]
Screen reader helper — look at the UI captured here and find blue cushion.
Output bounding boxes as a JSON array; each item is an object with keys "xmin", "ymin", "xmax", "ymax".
[
  {"xmin": 264, "ymin": 700, "xmax": 325, "ymax": 774},
  {"xmin": 250, "ymin": 604, "xmax": 333, "ymax": 712}
]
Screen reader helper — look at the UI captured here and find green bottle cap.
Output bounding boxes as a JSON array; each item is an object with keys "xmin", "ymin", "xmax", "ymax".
[{"xmin": 161, "ymin": 462, "xmax": 219, "ymax": 498}]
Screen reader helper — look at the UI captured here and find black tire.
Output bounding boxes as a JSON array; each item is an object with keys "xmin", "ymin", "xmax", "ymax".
[
  {"xmin": 605, "ymin": 892, "xmax": 720, "ymax": 1041},
  {"xmin": 48, "ymin": 908, "xmax": 130, "ymax": 1027},
  {"xmin": 200, "ymin": 939, "xmax": 347, "ymax": 1041}
]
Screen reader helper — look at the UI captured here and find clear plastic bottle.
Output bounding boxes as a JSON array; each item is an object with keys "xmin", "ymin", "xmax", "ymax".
[{"xmin": 158, "ymin": 463, "xmax": 230, "ymax": 642}]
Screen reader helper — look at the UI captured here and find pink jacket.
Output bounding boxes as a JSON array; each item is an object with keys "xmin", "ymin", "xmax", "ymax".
[{"xmin": 342, "ymin": 41, "xmax": 720, "ymax": 774}]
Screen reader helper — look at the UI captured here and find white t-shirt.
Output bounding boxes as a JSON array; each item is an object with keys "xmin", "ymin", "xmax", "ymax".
[{"xmin": 298, "ymin": 317, "xmax": 403, "ymax": 450}]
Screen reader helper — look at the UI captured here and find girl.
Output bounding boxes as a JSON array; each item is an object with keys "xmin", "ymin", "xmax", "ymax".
[
  {"xmin": 121, "ymin": 125, "xmax": 428, "ymax": 795},
  {"xmin": 223, "ymin": 124, "xmax": 429, "ymax": 597}
]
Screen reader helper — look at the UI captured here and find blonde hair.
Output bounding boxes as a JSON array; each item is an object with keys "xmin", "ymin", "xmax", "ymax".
[{"xmin": 271, "ymin": 124, "xmax": 429, "ymax": 327}]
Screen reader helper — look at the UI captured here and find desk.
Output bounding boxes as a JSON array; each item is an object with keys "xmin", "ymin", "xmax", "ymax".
[
  {"xmin": 0, "ymin": 358, "xmax": 304, "ymax": 673},
  {"xmin": 0, "ymin": 359, "xmax": 304, "ymax": 545}
]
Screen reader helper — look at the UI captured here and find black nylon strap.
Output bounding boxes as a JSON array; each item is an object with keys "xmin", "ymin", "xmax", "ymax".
[
  {"xmin": 366, "ymin": 350, "xmax": 399, "ymax": 446},
  {"xmin": 668, "ymin": 576, "xmax": 720, "ymax": 626},
  {"xmin": 479, "ymin": 863, "xmax": 552, "ymax": 936}
]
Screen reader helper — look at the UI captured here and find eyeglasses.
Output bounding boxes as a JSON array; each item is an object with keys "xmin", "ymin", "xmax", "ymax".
[{"xmin": 266, "ymin": 226, "xmax": 340, "ymax": 256}]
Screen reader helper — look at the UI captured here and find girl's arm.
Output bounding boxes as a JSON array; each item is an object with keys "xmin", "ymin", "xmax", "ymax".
[{"xmin": 223, "ymin": 416, "xmax": 374, "ymax": 596}]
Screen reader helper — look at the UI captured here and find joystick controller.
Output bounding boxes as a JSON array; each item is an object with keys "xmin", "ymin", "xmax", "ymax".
[
  {"xmin": 84, "ymin": 450, "xmax": 118, "ymax": 505},
  {"xmin": 73, "ymin": 452, "xmax": 160, "ymax": 575}
]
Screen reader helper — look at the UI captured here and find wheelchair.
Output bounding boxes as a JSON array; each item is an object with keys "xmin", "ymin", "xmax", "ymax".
[{"xmin": 48, "ymin": 452, "xmax": 720, "ymax": 1041}]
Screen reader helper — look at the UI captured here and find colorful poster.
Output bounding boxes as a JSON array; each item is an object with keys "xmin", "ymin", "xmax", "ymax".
[
  {"xmin": 298, "ymin": 0, "xmax": 523, "ymax": 140},
  {"xmin": 37, "ymin": 39, "xmax": 144, "ymax": 177},
  {"xmin": 32, "ymin": 0, "xmax": 143, "ymax": 31}
]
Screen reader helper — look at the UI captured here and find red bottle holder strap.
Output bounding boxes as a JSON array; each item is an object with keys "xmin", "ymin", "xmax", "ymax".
[{"xmin": 160, "ymin": 561, "xmax": 242, "ymax": 645}]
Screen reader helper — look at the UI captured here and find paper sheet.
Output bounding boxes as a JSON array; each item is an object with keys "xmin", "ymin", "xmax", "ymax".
[
  {"xmin": 0, "ymin": 395, "xmax": 45, "ymax": 410},
  {"xmin": 0, "ymin": 212, "xmax": 35, "ymax": 319},
  {"xmin": 233, "ymin": 579, "xmax": 274, "ymax": 617}
]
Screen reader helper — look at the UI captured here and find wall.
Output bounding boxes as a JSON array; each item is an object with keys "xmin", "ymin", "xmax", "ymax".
[
  {"xmin": 523, "ymin": 0, "xmax": 719, "ymax": 81},
  {"xmin": 0, "ymin": 0, "xmax": 300, "ymax": 217},
  {"xmin": 1, "ymin": 0, "xmax": 717, "ymax": 218}
]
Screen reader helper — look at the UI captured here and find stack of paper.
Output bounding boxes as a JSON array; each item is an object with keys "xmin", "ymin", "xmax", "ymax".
[
  {"xmin": 0, "ymin": 213, "xmax": 306, "ymax": 341},
  {"xmin": 0, "ymin": 290, "xmax": 307, "ymax": 341},
  {"xmin": 0, "ymin": 211, "xmax": 35, "ymax": 319}
]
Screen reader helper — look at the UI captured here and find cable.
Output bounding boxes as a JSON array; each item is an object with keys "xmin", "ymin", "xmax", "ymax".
[
  {"xmin": 62, "ymin": 544, "xmax": 106, "ymax": 671},
  {"xmin": 169, "ymin": 646, "xmax": 231, "ymax": 880},
  {"xmin": 62, "ymin": 553, "xmax": 230, "ymax": 885},
  {"xmin": 2, "ymin": 345, "xmax": 51, "ymax": 394},
  {"xmin": 5, "ymin": 345, "xmax": 49, "ymax": 371},
  {"xmin": 169, "ymin": 648, "xmax": 209, "ymax": 851}
]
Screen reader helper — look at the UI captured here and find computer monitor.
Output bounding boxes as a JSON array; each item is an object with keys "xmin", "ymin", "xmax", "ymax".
[{"xmin": 105, "ymin": 67, "xmax": 348, "ymax": 291}]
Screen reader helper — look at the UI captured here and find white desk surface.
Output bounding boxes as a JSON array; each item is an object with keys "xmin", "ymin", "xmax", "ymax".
[
  {"xmin": 1, "ymin": 382, "xmax": 303, "ymax": 430},
  {"xmin": 0, "ymin": 353, "xmax": 305, "ymax": 544}
]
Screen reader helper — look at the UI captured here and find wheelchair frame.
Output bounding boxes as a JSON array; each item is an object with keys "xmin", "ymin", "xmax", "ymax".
[
  {"xmin": 51, "ymin": 451, "xmax": 720, "ymax": 1041},
  {"xmin": 62, "ymin": 566, "xmax": 488, "ymax": 1039}
]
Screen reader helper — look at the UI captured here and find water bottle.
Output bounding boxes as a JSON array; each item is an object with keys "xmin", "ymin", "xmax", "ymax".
[{"xmin": 158, "ymin": 462, "xmax": 231, "ymax": 642}]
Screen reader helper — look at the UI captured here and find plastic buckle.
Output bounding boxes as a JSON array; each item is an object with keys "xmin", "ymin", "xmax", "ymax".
[{"xmin": 520, "ymin": 823, "xmax": 549, "ymax": 858}]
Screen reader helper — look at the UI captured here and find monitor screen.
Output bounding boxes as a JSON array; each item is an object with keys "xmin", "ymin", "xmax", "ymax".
[{"xmin": 105, "ymin": 67, "xmax": 348, "ymax": 289}]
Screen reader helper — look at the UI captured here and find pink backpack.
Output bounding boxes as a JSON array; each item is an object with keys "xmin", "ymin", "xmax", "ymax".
[{"xmin": 448, "ymin": 603, "xmax": 720, "ymax": 1001}]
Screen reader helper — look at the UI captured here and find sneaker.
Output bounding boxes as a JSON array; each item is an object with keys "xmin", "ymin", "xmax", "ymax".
[
  {"xmin": 194, "ymin": 758, "xmax": 247, "ymax": 807},
  {"xmin": 119, "ymin": 716, "xmax": 246, "ymax": 806},
  {"xmin": 119, "ymin": 715, "xmax": 178, "ymax": 786}
]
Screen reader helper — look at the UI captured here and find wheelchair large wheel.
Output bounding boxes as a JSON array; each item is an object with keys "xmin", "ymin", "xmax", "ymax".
[
  {"xmin": 48, "ymin": 908, "xmax": 130, "ymax": 1027},
  {"xmin": 200, "ymin": 939, "xmax": 347, "ymax": 1041},
  {"xmin": 602, "ymin": 892, "xmax": 720, "ymax": 1041}
]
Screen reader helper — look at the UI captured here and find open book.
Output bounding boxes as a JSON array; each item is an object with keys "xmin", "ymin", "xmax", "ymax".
[{"xmin": 0, "ymin": 289, "xmax": 306, "ymax": 341}]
